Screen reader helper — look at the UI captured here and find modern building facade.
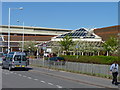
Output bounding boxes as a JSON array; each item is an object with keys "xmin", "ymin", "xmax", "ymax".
[
  {"xmin": 1, "ymin": 25, "xmax": 119, "ymax": 55},
  {"xmin": 0, "ymin": 25, "xmax": 72, "ymax": 53}
]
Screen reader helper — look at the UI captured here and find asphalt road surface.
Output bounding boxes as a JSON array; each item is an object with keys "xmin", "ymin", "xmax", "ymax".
[{"xmin": 1, "ymin": 67, "xmax": 113, "ymax": 89}]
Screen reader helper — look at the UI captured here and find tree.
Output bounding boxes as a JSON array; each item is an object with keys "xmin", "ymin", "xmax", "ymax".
[
  {"xmin": 59, "ymin": 35, "xmax": 74, "ymax": 55},
  {"xmin": 102, "ymin": 37, "xmax": 118, "ymax": 56},
  {"xmin": 19, "ymin": 41, "xmax": 38, "ymax": 55},
  {"xmin": 51, "ymin": 46, "xmax": 62, "ymax": 56}
]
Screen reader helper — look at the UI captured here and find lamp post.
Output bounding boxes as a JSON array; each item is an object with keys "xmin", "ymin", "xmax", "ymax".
[{"xmin": 8, "ymin": 7, "xmax": 23, "ymax": 54}]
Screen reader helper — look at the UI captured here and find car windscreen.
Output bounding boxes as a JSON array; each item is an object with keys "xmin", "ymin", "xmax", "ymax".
[
  {"xmin": 0, "ymin": 53, "xmax": 3, "ymax": 57},
  {"xmin": 49, "ymin": 57, "xmax": 57, "ymax": 61},
  {"xmin": 14, "ymin": 55, "xmax": 27, "ymax": 61}
]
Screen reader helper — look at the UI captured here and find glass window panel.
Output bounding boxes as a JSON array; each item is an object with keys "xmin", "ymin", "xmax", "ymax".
[{"xmin": 71, "ymin": 33, "xmax": 76, "ymax": 36}]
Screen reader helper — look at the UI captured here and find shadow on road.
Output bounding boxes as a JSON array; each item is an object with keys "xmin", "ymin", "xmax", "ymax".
[
  {"xmin": 12, "ymin": 67, "xmax": 33, "ymax": 71},
  {"xmin": 117, "ymin": 82, "xmax": 120, "ymax": 85}
]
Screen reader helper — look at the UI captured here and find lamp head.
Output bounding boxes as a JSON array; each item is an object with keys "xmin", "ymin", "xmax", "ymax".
[
  {"xmin": 19, "ymin": 7, "xmax": 23, "ymax": 10},
  {"xmin": 17, "ymin": 20, "xmax": 19, "ymax": 22}
]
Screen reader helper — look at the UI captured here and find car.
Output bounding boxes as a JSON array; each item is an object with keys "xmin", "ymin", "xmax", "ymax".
[
  {"xmin": 48, "ymin": 57, "xmax": 66, "ymax": 65},
  {"xmin": 44, "ymin": 52, "xmax": 49, "ymax": 57},
  {"xmin": 56, "ymin": 57, "xmax": 66, "ymax": 65},
  {"xmin": 2, "ymin": 52, "xmax": 29, "ymax": 71}
]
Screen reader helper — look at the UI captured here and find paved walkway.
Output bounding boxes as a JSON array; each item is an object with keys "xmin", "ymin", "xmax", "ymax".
[{"xmin": 30, "ymin": 66, "xmax": 120, "ymax": 89}]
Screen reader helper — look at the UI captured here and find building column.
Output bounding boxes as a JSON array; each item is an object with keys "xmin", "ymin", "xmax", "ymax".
[
  {"xmin": 82, "ymin": 52, "xmax": 83, "ymax": 56},
  {"xmin": 98, "ymin": 52, "xmax": 100, "ymax": 56}
]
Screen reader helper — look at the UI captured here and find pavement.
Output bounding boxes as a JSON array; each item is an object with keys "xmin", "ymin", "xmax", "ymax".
[{"xmin": 30, "ymin": 65, "xmax": 120, "ymax": 89}]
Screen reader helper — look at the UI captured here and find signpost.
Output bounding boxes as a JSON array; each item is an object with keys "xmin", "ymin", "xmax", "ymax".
[{"xmin": 42, "ymin": 43, "xmax": 47, "ymax": 66}]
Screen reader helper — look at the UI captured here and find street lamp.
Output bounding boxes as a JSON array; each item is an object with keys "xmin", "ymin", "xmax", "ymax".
[
  {"xmin": 8, "ymin": 7, "xmax": 23, "ymax": 54},
  {"xmin": 17, "ymin": 20, "xmax": 24, "ymax": 52}
]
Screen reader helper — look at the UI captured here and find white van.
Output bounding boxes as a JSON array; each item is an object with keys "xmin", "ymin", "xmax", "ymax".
[{"xmin": 2, "ymin": 52, "xmax": 29, "ymax": 71}]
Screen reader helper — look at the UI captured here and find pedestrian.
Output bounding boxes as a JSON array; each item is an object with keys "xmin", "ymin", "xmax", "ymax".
[{"xmin": 110, "ymin": 61, "xmax": 119, "ymax": 85}]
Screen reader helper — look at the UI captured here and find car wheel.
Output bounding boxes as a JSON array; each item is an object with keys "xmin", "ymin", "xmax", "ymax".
[{"xmin": 8, "ymin": 66, "xmax": 12, "ymax": 71}]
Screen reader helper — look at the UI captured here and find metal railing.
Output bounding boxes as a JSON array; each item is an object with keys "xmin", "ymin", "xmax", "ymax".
[{"xmin": 29, "ymin": 59, "xmax": 112, "ymax": 78}]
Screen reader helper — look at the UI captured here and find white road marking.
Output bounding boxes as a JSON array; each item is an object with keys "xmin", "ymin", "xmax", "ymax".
[
  {"xmin": 3, "ymin": 70, "xmax": 62, "ymax": 89},
  {"xmin": 34, "ymin": 79, "xmax": 38, "ymax": 81},
  {"xmin": 41, "ymin": 81, "xmax": 46, "ymax": 83},
  {"xmin": 48, "ymin": 83, "xmax": 53, "ymax": 85},
  {"xmin": 56, "ymin": 85, "xmax": 62, "ymax": 88},
  {"xmin": 18, "ymin": 74, "xmax": 22, "ymax": 76},
  {"xmin": 28, "ymin": 77, "xmax": 32, "ymax": 79},
  {"xmin": 23, "ymin": 75, "xmax": 27, "ymax": 78}
]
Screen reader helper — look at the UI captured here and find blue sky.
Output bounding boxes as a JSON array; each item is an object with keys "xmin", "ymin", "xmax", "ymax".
[{"xmin": 2, "ymin": 2, "xmax": 118, "ymax": 30}]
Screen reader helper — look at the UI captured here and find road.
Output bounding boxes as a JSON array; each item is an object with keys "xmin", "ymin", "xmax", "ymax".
[{"xmin": 2, "ymin": 67, "xmax": 104, "ymax": 89}]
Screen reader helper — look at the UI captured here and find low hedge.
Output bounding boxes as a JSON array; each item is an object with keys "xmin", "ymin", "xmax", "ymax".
[{"xmin": 60, "ymin": 55, "xmax": 120, "ymax": 65}]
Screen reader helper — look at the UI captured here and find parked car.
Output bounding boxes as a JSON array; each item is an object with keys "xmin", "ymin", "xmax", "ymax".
[
  {"xmin": 48, "ymin": 57, "xmax": 66, "ymax": 65},
  {"xmin": 2, "ymin": 52, "xmax": 29, "ymax": 71}
]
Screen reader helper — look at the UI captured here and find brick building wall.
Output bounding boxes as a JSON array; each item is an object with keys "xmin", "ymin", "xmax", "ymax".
[{"xmin": 94, "ymin": 25, "xmax": 120, "ymax": 41}]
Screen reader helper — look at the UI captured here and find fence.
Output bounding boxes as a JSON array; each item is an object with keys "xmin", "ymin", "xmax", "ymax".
[{"xmin": 29, "ymin": 59, "xmax": 112, "ymax": 78}]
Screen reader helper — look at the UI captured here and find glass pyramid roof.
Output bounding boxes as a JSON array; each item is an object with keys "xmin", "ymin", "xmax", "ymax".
[{"xmin": 56, "ymin": 28, "xmax": 95, "ymax": 39}]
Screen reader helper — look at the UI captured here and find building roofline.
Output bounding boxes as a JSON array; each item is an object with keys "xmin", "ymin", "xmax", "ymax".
[
  {"xmin": 0, "ymin": 25, "xmax": 72, "ymax": 31},
  {"xmin": 94, "ymin": 25, "xmax": 120, "ymax": 31}
]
